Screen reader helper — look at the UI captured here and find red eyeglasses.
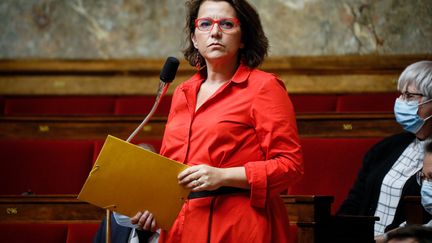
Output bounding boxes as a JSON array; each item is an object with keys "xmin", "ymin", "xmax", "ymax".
[{"xmin": 194, "ymin": 18, "xmax": 240, "ymax": 32}]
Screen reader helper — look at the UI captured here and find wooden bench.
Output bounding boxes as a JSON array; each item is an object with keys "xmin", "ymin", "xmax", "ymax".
[
  {"xmin": 0, "ymin": 195, "xmax": 376, "ymax": 243},
  {"xmin": 0, "ymin": 113, "xmax": 402, "ymax": 141},
  {"xmin": 0, "ymin": 195, "xmax": 330, "ymax": 243},
  {"xmin": 1, "ymin": 55, "xmax": 430, "ymax": 96},
  {"xmin": 0, "ymin": 93, "xmax": 399, "ymax": 116}
]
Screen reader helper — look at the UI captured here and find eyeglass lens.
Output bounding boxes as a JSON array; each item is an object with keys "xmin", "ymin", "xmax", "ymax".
[
  {"xmin": 196, "ymin": 18, "xmax": 239, "ymax": 32},
  {"xmin": 400, "ymin": 92, "xmax": 424, "ymax": 101}
]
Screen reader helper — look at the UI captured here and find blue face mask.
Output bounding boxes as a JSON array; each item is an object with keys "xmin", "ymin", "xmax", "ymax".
[
  {"xmin": 394, "ymin": 98, "xmax": 432, "ymax": 134},
  {"xmin": 421, "ymin": 180, "xmax": 432, "ymax": 215}
]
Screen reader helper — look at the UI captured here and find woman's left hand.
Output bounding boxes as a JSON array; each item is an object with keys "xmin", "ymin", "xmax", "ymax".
[
  {"xmin": 178, "ymin": 164, "xmax": 224, "ymax": 191},
  {"xmin": 130, "ymin": 210, "xmax": 158, "ymax": 232}
]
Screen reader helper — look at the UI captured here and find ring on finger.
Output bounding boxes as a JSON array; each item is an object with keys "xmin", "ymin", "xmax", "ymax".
[{"xmin": 194, "ymin": 179, "xmax": 200, "ymax": 187}]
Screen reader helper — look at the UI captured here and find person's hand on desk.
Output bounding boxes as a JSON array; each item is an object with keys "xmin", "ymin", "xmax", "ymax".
[
  {"xmin": 131, "ymin": 210, "xmax": 158, "ymax": 232},
  {"xmin": 178, "ymin": 164, "xmax": 249, "ymax": 192}
]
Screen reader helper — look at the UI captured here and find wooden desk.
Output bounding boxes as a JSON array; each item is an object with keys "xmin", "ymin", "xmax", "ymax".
[
  {"xmin": 0, "ymin": 195, "xmax": 379, "ymax": 242},
  {"xmin": 1, "ymin": 55, "xmax": 430, "ymax": 95},
  {"xmin": 282, "ymin": 195, "xmax": 333, "ymax": 243},
  {"xmin": 0, "ymin": 113, "xmax": 402, "ymax": 140},
  {"xmin": 282, "ymin": 195, "xmax": 377, "ymax": 243},
  {"xmin": 0, "ymin": 195, "xmax": 103, "ymax": 224},
  {"xmin": 1, "ymin": 195, "xmax": 334, "ymax": 242}
]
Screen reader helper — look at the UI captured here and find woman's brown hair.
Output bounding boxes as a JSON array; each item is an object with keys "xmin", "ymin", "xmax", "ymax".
[{"xmin": 183, "ymin": 0, "xmax": 269, "ymax": 69}]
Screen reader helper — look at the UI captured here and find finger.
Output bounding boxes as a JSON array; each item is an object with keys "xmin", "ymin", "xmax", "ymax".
[
  {"xmin": 138, "ymin": 211, "xmax": 150, "ymax": 228},
  {"xmin": 151, "ymin": 218, "xmax": 157, "ymax": 232},
  {"xmin": 178, "ymin": 165, "xmax": 202, "ymax": 180},
  {"xmin": 192, "ymin": 180, "xmax": 205, "ymax": 191},
  {"xmin": 130, "ymin": 212, "xmax": 142, "ymax": 224},
  {"xmin": 178, "ymin": 168, "xmax": 196, "ymax": 180},
  {"xmin": 179, "ymin": 173, "xmax": 200, "ymax": 186},
  {"xmin": 143, "ymin": 213, "xmax": 154, "ymax": 231},
  {"xmin": 184, "ymin": 178, "xmax": 200, "ymax": 189}
]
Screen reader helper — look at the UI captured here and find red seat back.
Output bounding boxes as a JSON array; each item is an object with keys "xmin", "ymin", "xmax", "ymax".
[
  {"xmin": 66, "ymin": 223, "xmax": 99, "ymax": 243},
  {"xmin": 0, "ymin": 223, "xmax": 68, "ymax": 243},
  {"xmin": 290, "ymin": 137, "xmax": 381, "ymax": 213},
  {"xmin": 114, "ymin": 95, "xmax": 172, "ymax": 116},
  {"xmin": 336, "ymin": 93, "xmax": 398, "ymax": 112},
  {"xmin": 0, "ymin": 139, "xmax": 94, "ymax": 195},
  {"xmin": 4, "ymin": 96, "xmax": 116, "ymax": 115},
  {"xmin": 290, "ymin": 94, "xmax": 338, "ymax": 113}
]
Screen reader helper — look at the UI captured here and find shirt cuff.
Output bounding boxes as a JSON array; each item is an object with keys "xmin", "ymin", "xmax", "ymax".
[{"xmin": 245, "ymin": 162, "xmax": 267, "ymax": 208}]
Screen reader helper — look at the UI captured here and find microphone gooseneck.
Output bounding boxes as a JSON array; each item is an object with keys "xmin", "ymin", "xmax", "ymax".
[{"xmin": 126, "ymin": 57, "xmax": 180, "ymax": 143}]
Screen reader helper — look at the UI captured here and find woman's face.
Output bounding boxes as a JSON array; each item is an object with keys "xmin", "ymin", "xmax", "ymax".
[
  {"xmin": 192, "ymin": 1, "xmax": 244, "ymax": 65},
  {"xmin": 402, "ymin": 84, "xmax": 432, "ymax": 139}
]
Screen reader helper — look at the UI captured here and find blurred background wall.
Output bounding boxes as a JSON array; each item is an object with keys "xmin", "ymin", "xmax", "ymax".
[{"xmin": 0, "ymin": 0, "xmax": 431, "ymax": 59}]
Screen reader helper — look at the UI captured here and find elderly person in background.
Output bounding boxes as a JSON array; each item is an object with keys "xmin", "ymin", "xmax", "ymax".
[
  {"xmin": 419, "ymin": 141, "xmax": 432, "ymax": 227},
  {"xmin": 337, "ymin": 60, "xmax": 432, "ymax": 239},
  {"xmin": 385, "ymin": 225, "xmax": 432, "ymax": 243},
  {"xmin": 375, "ymin": 141, "xmax": 432, "ymax": 243}
]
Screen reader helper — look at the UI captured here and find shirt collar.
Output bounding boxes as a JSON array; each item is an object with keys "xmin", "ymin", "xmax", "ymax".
[
  {"xmin": 413, "ymin": 137, "xmax": 432, "ymax": 152},
  {"xmin": 231, "ymin": 63, "xmax": 252, "ymax": 84},
  {"xmin": 184, "ymin": 62, "xmax": 252, "ymax": 86}
]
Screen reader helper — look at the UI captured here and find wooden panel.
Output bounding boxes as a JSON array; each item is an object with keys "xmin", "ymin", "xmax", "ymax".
[
  {"xmin": 0, "ymin": 195, "xmax": 104, "ymax": 223},
  {"xmin": 1, "ymin": 55, "xmax": 430, "ymax": 95},
  {"xmin": 281, "ymin": 74, "xmax": 398, "ymax": 93},
  {"xmin": 0, "ymin": 195, "xmax": 333, "ymax": 243},
  {"xmin": 282, "ymin": 195, "xmax": 333, "ymax": 243},
  {"xmin": 0, "ymin": 195, "xmax": 379, "ymax": 243},
  {"xmin": 0, "ymin": 73, "xmax": 398, "ymax": 95},
  {"xmin": 297, "ymin": 113, "xmax": 403, "ymax": 137},
  {"xmin": 282, "ymin": 195, "xmax": 333, "ymax": 224},
  {"xmin": 0, "ymin": 75, "xmax": 185, "ymax": 96},
  {"xmin": 0, "ymin": 113, "xmax": 403, "ymax": 140}
]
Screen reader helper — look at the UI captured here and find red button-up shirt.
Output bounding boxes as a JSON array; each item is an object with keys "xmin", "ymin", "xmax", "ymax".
[{"xmin": 159, "ymin": 64, "xmax": 303, "ymax": 242}]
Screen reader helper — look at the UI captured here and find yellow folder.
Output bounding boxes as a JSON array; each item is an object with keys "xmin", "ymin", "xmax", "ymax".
[{"xmin": 78, "ymin": 135, "xmax": 190, "ymax": 230}]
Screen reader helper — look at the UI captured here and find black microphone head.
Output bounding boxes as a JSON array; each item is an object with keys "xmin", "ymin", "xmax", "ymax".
[{"xmin": 160, "ymin": 57, "xmax": 180, "ymax": 83}]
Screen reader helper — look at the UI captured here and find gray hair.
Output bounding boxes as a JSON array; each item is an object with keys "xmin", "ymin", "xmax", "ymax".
[{"xmin": 397, "ymin": 60, "xmax": 432, "ymax": 98}]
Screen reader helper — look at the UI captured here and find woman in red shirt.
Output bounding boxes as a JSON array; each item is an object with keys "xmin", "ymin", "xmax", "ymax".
[{"xmin": 133, "ymin": 0, "xmax": 303, "ymax": 242}]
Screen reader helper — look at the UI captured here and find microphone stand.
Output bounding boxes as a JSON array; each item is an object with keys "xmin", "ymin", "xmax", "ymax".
[
  {"xmin": 126, "ymin": 81, "xmax": 170, "ymax": 143},
  {"xmin": 105, "ymin": 81, "xmax": 170, "ymax": 243}
]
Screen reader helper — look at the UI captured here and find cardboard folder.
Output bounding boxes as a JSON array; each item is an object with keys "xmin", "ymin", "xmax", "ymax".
[{"xmin": 78, "ymin": 135, "xmax": 190, "ymax": 230}]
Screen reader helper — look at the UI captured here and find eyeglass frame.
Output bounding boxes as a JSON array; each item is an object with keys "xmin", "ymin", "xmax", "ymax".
[
  {"xmin": 194, "ymin": 17, "xmax": 241, "ymax": 33},
  {"xmin": 399, "ymin": 91, "xmax": 425, "ymax": 102}
]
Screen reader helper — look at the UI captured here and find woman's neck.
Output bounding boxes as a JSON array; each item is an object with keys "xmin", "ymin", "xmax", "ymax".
[{"xmin": 204, "ymin": 57, "xmax": 239, "ymax": 84}]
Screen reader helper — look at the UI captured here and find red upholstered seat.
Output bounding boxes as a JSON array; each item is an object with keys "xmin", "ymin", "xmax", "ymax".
[
  {"xmin": 336, "ymin": 93, "xmax": 399, "ymax": 112},
  {"xmin": 3, "ymin": 96, "xmax": 116, "ymax": 115},
  {"xmin": 114, "ymin": 95, "xmax": 172, "ymax": 116},
  {"xmin": 290, "ymin": 94, "xmax": 338, "ymax": 113},
  {"xmin": 289, "ymin": 137, "xmax": 382, "ymax": 213},
  {"xmin": 0, "ymin": 223, "xmax": 68, "ymax": 243},
  {"xmin": 66, "ymin": 223, "xmax": 99, "ymax": 243},
  {"xmin": 0, "ymin": 139, "xmax": 94, "ymax": 195},
  {"xmin": 288, "ymin": 224, "xmax": 298, "ymax": 243},
  {"xmin": 0, "ymin": 96, "xmax": 5, "ymax": 115}
]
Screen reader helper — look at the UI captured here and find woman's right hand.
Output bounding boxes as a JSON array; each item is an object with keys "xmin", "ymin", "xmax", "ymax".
[{"xmin": 130, "ymin": 210, "xmax": 158, "ymax": 232}]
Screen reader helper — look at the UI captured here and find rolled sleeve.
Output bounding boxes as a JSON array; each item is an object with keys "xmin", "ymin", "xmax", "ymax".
[{"xmin": 245, "ymin": 162, "xmax": 268, "ymax": 208}]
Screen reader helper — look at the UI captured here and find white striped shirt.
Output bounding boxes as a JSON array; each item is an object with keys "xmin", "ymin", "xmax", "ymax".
[{"xmin": 374, "ymin": 138, "xmax": 430, "ymax": 235}]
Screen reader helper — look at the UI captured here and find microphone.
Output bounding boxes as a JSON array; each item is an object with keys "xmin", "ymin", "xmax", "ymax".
[
  {"xmin": 160, "ymin": 56, "xmax": 180, "ymax": 83},
  {"xmin": 127, "ymin": 57, "xmax": 180, "ymax": 142}
]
